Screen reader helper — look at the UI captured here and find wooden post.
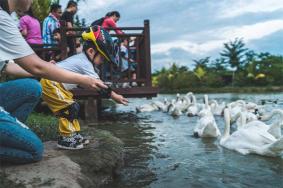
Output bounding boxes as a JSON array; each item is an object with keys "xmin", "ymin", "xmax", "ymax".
[
  {"xmin": 84, "ymin": 97, "xmax": 101, "ymax": 123},
  {"xmin": 136, "ymin": 37, "xmax": 141, "ymax": 81},
  {"xmin": 144, "ymin": 20, "xmax": 152, "ymax": 87}
]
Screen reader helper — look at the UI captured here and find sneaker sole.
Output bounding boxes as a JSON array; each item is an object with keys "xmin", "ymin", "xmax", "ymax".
[{"xmin": 57, "ymin": 144, "xmax": 84, "ymax": 150}]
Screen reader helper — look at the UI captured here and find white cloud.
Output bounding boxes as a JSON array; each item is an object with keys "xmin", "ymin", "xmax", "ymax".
[
  {"xmin": 152, "ymin": 19, "xmax": 283, "ymax": 56},
  {"xmin": 79, "ymin": 0, "xmax": 118, "ymax": 10},
  {"xmin": 223, "ymin": 19, "xmax": 283, "ymax": 40},
  {"xmin": 219, "ymin": 0, "xmax": 283, "ymax": 18},
  {"xmin": 152, "ymin": 40, "xmax": 224, "ymax": 55}
]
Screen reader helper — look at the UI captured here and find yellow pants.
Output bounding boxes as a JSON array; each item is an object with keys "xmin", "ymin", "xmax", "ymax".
[{"xmin": 40, "ymin": 79, "xmax": 80, "ymax": 136}]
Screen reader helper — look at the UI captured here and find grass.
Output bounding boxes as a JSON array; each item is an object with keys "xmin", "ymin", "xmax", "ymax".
[{"xmin": 26, "ymin": 113, "xmax": 58, "ymax": 141}]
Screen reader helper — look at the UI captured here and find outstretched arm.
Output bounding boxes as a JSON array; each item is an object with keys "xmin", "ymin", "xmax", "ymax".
[
  {"xmin": 4, "ymin": 61, "xmax": 33, "ymax": 77},
  {"xmin": 111, "ymin": 91, "xmax": 128, "ymax": 105},
  {"xmin": 107, "ymin": 19, "xmax": 123, "ymax": 35},
  {"xmin": 15, "ymin": 54, "xmax": 107, "ymax": 90}
]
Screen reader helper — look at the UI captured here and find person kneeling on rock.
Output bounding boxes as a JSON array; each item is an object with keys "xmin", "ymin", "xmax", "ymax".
[
  {"xmin": 0, "ymin": 0, "xmax": 108, "ymax": 164},
  {"xmin": 40, "ymin": 26, "xmax": 128, "ymax": 150}
]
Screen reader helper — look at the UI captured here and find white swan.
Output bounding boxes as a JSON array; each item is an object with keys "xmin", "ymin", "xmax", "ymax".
[
  {"xmin": 176, "ymin": 93, "xmax": 181, "ymax": 102},
  {"xmin": 234, "ymin": 110, "xmax": 258, "ymax": 129},
  {"xmin": 258, "ymin": 109, "xmax": 283, "ymax": 139},
  {"xmin": 152, "ymin": 99, "xmax": 169, "ymax": 112},
  {"xmin": 193, "ymin": 96, "xmax": 221, "ymax": 138},
  {"xmin": 136, "ymin": 103, "xmax": 159, "ymax": 113},
  {"xmin": 186, "ymin": 95, "xmax": 199, "ymax": 116},
  {"xmin": 161, "ymin": 98, "xmax": 170, "ymax": 112},
  {"xmin": 220, "ymin": 108, "xmax": 283, "ymax": 157},
  {"xmin": 246, "ymin": 102, "xmax": 258, "ymax": 111},
  {"xmin": 209, "ymin": 100, "xmax": 226, "ymax": 116},
  {"xmin": 177, "ymin": 96, "xmax": 192, "ymax": 112},
  {"xmin": 185, "ymin": 92, "xmax": 194, "ymax": 103},
  {"xmin": 168, "ymin": 103, "xmax": 182, "ymax": 117},
  {"xmin": 227, "ymin": 102, "xmax": 245, "ymax": 122}
]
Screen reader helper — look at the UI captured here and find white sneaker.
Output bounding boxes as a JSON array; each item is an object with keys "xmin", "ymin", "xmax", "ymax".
[{"xmin": 57, "ymin": 135, "xmax": 84, "ymax": 150}]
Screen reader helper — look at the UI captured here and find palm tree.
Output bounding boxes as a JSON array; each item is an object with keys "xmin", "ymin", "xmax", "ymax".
[
  {"xmin": 193, "ymin": 57, "xmax": 210, "ymax": 70},
  {"xmin": 210, "ymin": 58, "xmax": 227, "ymax": 71},
  {"xmin": 220, "ymin": 38, "xmax": 248, "ymax": 71}
]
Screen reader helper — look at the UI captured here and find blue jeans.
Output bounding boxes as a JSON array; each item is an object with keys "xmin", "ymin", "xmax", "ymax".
[{"xmin": 0, "ymin": 78, "xmax": 43, "ymax": 164}]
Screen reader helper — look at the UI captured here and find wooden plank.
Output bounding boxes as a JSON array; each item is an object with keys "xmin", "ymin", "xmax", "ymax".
[
  {"xmin": 69, "ymin": 27, "xmax": 145, "ymax": 31},
  {"xmin": 72, "ymin": 33, "xmax": 144, "ymax": 38},
  {"xmin": 72, "ymin": 87, "xmax": 159, "ymax": 99}
]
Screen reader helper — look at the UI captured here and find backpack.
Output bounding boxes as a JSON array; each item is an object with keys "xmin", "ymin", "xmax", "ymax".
[{"xmin": 91, "ymin": 17, "xmax": 105, "ymax": 26}]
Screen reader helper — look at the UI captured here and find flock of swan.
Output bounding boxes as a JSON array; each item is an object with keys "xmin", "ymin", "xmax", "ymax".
[{"xmin": 136, "ymin": 93, "xmax": 283, "ymax": 157}]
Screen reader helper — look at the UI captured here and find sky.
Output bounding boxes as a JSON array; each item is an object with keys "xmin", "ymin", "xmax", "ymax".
[{"xmin": 60, "ymin": 0, "xmax": 283, "ymax": 71}]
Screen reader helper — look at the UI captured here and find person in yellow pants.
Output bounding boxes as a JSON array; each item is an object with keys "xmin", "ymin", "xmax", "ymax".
[
  {"xmin": 41, "ymin": 26, "xmax": 128, "ymax": 150},
  {"xmin": 40, "ymin": 79, "xmax": 80, "ymax": 135}
]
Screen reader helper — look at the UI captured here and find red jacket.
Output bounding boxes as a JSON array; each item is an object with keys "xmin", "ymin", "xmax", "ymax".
[{"xmin": 102, "ymin": 17, "xmax": 123, "ymax": 34}]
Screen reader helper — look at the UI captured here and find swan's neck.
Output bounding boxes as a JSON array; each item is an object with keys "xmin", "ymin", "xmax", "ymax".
[
  {"xmin": 227, "ymin": 104, "xmax": 232, "ymax": 111},
  {"xmin": 261, "ymin": 109, "xmax": 283, "ymax": 121},
  {"xmin": 209, "ymin": 100, "xmax": 218, "ymax": 107},
  {"xmin": 186, "ymin": 92, "xmax": 193, "ymax": 99},
  {"xmin": 223, "ymin": 109, "xmax": 231, "ymax": 139},
  {"xmin": 239, "ymin": 112, "xmax": 247, "ymax": 128},
  {"xmin": 183, "ymin": 96, "xmax": 190, "ymax": 104},
  {"xmin": 267, "ymin": 121, "xmax": 282, "ymax": 139},
  {"xmin": 204, "ymin": 95, "xmax": 209, "ymax": 109},
  {"xmin": 234, "ymin": 111, "xmax": 241, "ymax": 119}
]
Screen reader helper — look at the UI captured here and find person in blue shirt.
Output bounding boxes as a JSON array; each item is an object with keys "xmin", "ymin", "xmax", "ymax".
[{"xmin": 42, "ymin": 3, "xmax": 62, "ymax": 45}]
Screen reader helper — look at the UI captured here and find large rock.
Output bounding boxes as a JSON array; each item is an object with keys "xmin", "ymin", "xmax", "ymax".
[{"xmin": 0, "ymin": 128, "xmax": 124, "ymax": 188}]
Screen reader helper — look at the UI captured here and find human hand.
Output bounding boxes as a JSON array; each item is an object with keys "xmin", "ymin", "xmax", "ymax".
[
  {"xmin": 82, "ymin": 76, "xmax": 108, "ymax": 90},
  {"xmin": 111, "ymin": 92, "xmax": 129, "ymax": 105}
]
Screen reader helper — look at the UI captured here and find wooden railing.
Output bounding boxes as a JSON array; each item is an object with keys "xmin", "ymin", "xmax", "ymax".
[{"xmin": 31, "ymin": 20, "xmax": 158, "ymax": 99}]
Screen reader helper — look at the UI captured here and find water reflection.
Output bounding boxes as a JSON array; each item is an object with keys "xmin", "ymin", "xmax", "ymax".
[{"xmin": 101, "ymin": 93, "xmax": 283, "ymax": 188}]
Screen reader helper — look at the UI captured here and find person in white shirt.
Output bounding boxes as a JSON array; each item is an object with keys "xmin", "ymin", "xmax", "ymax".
[
  {"xmin": 0, "ymin": 0, "xmax": 107, "ymax": 164},
  {"xmin": 40, "ymin": 26, "xmax": 128, "ymax": 150}
]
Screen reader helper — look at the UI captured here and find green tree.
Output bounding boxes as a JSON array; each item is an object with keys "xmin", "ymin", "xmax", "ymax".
[
  {"xmin": 32, "ymin": 0, "xmax": 53, "ymax": 22},
  {"xmin": 220, "ymin": 38, "xmax": 248, "ymax": 71},
  {"xmin": 193, "ymin": 57, "xmax": 210, "ymax": 70},
  {"xmin": 256, "ymin": 55, "xmax": 283, "ymax": 85},
  {"xmin": 194, "ymin": 66, "xmax": 206, "ymax": 81},
  {"xmin": 210, "ymin": 58, "xmax": 227, "ymax": 72},
  {"xmin": 245, "ymin": 50, "xmax": 257, "ymax": 64}
]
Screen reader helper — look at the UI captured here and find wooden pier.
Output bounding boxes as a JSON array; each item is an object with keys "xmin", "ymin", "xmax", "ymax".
[{"xmin": 32, "ymin": 20, "xmax": 159, "ymax": 121}]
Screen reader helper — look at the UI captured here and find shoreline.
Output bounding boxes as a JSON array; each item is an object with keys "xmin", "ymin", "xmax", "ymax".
[
  {"xmin": 0, "ymin": 114, "xmax": 125, "ymax": 188},
  {"xmin": 0, "ymin": 128, "xmax": 124, "ymax": 188},
  {"xmin": 158, "ymin": 86, "xmax": 283, "ymax": 94}
]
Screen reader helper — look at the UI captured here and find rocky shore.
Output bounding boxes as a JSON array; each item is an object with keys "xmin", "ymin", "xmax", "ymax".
[{"xmin": 0, "ymin": 128, "xmax": 124, "ymax": 188}]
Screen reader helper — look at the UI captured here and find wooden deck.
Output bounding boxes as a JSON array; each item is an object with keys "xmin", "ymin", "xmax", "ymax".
[
  {"xmin": 32, "ymin": 20, "xmax": 158, "ymax": 121},
  {"xmin": 72, "ymin": 86, "xmax": 159, "ymax": 99}
]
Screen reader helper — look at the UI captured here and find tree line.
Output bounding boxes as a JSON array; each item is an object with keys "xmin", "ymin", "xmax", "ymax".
[{"xmin": 152, "ymin": 38, "xmax": 283, "ymax": 92}]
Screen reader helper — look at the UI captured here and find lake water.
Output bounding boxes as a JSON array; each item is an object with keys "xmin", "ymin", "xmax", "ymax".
[{"xmin": 99, "ymin": 93, "xmax": 283, "ymax": 188}]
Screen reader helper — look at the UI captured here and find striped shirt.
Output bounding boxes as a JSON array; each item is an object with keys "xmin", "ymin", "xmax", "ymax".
[{"xmin": 42, "ymin": 13, "xmax": 60, "ymax": 45}]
